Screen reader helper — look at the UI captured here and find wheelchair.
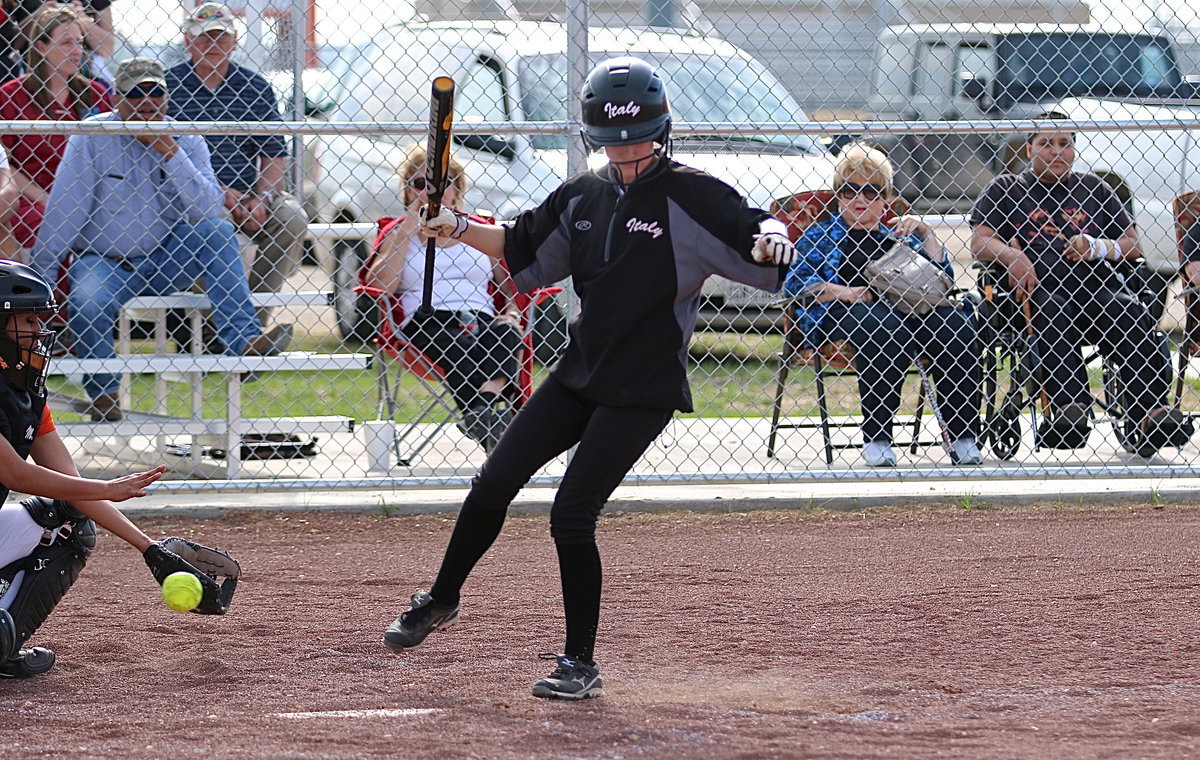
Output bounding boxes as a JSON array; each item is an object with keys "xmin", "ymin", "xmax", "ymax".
[{"xmin": 975, "ymin": 259, "xmax": 1181, "ymax": 460}]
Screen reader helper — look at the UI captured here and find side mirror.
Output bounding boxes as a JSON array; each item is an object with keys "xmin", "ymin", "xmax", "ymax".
[
  {"xmin": 960, "ymin": 74, "xmax": 988, "ymax": 102},
  {"xmin": 453, "ymin": 134, "xmax": 516, "ymax": 160}
]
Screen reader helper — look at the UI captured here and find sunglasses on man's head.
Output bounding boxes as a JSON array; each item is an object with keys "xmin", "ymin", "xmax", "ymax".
[
  {"xmin": 124, "ymin": 84, "xmax": 167, "ymax": 99},
  {"xmin": 836, "ymin": 181, "xmax": 886, "ymax": 200}
]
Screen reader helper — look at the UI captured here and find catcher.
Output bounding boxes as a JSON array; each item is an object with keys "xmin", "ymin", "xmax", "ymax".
[{"xmin": 0, "ymin": 260, "xmax": 240, "ymax": 678}]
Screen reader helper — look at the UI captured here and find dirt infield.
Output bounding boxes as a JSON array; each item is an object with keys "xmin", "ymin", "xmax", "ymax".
[{"xmin": 4, "ymin": 502, "xmax": 1200, "ymax": 759}]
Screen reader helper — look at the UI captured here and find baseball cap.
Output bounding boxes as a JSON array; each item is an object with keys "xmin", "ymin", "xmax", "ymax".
[
  {"xmin": 183, "ymin": 3, "xmax": 237, "ymax": 36},
  {"xmin": 113, "ymin": 58, "xmax": 167, "ymax": 95}
]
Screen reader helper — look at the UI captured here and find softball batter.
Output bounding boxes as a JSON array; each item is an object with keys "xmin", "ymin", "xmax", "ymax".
[{"xmin": 383, "ymin": 56, "xmax": 797, "ymax": 699}]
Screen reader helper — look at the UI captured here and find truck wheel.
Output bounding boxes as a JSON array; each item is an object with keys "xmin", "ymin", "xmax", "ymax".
[{"xmin": 333, "ymin": 238, "xmax": 377, "ymax": 343}]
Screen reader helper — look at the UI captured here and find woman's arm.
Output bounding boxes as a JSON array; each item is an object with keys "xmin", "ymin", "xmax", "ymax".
[
  {"xmin": 29, "ymin": 429, "xmax": 162, "ymax": 551},
  {"xmin": 490, "ymin": 258, "xmax": 521, "ymax": 324},
  {"xmin": 363, "ymin": 199, "xmax": 426, "ymax": 293},
  {"xmin": 78, "ymin": 5, "xmax": 115, "ymax": 60},
  {"xmin": 11, "ymin": 167, "xmax": 48, "ymax": 206}
]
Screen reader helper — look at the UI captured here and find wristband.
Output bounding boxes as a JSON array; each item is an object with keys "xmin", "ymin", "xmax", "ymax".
[{"xmin": 1107, "ymin": 239, "xmax": 1122, "ymax": 262}]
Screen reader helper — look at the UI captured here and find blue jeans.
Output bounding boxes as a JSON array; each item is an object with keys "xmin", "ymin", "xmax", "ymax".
[
  {"xmin": 68, "ymin": 219, "xmax": 261, "ymax": 399},
  {"xmin": 822, "ymin": 301, "xmax": 980, "ymax": 444}
]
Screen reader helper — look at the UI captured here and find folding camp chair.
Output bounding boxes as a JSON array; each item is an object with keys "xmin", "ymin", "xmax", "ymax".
[
  {"xmin": 355, "ymin": 216, "xmax": 561, "ymax": 465},
  {"xmin": 765, "ymin": 190, "xmax": 951, "ymax": 463}
]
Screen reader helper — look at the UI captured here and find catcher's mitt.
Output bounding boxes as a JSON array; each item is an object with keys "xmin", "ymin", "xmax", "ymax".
[{"xmin": 143, "ymin": 537, "xmax": 241, "ymax": 615}]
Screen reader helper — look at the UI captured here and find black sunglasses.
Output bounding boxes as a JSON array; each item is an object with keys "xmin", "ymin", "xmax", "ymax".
[
  {"xmin": 124, "ymin": 84, "xmax": 167, "ymax": 99},
  {"xmin": 836, "ymin": 181, "xmax": 886, "ymax": 200}
]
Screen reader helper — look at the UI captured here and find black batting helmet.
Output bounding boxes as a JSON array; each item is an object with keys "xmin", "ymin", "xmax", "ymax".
[
  {"xmin": 0, "ymin": 260, "xmax": 58, "ymax": 396},
  {"xmin": 580, "ymin": 56, "xmax": 671, "ymax": 149}
]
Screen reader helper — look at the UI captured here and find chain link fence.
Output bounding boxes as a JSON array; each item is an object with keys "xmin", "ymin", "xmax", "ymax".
[{"xmin": 7, "ymin": 0, "xmax": 1200, "ymax": 490}]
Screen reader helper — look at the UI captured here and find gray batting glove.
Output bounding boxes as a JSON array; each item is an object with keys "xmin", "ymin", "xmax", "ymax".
[
  {"xmin": 417, "ymin": 205, "xmax": 469, "ymax": 239},
  {"xmin": 752, "ymin": 233, "xmax": 797, "ymax": 266}
]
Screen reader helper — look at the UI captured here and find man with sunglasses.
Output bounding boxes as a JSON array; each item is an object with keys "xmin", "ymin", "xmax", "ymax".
[
  {"xmin": 30, "ymin": 57, "xmax": 288, "ymax": 422},
  {"xmin": 970, "ymin": 112, "xmax": 1192, "ymax": 454},
  {"xmin": 167, "ymin": 3, "xmax": 306, "ymax": 339}
]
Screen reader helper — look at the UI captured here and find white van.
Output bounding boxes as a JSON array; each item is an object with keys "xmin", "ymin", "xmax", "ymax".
[{"xmin": 313, "ymin": 20, "xmax": 834, "ymax": 339}]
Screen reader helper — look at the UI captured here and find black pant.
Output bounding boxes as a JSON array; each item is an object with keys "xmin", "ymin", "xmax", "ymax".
[
  {"xmin": 402, "ymin": 310, "xmax": 521, "ymax": 410},
  {"xmin": 822, "ymin": 301, "xmax": 980, "ymax": 443},
  {"xmin": 1032, "ymin": 286, "xmax": 1169, "ymax": 423},
  {"xmin": 429, "ymin": 375, "xmax": 673, "ymax": 662}
]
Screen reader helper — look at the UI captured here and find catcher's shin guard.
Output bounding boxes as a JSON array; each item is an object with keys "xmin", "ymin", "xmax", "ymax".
[{"xmin": 0, "ymin": 499, "xmax": 95, "ymax": 648}]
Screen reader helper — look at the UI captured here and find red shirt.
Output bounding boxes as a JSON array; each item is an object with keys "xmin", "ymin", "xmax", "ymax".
[
  {"xmin": 0, "ymin": 75, "xmax": 112, "ymax": 191},
  {"xmin": 0, "ymin": 76, "xmax": 112, "ymax": 246}
]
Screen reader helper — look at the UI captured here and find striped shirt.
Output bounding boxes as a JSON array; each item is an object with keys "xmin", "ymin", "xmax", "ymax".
[{"xmin": 166, "ymin": 61, "xmax": 288, "ymax": 192}]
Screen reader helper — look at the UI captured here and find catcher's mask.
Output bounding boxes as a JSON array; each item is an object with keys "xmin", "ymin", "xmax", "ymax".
[
  {"xmin": 579, "ymin": 56, "xmax": 671, "ymax": 150},
  {"xmin": 0, "ymin": 260, "xmax": 58, "ymax": 397}
]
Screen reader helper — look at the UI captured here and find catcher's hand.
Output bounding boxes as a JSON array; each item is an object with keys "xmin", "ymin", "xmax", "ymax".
[{"xmin": 143, "ymin": 537, "xmax": 241, "ymax": 615}]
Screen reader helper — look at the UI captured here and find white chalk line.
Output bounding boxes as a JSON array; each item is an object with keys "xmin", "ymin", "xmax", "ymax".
[{"xmin": 273, "ymin": 708, "xmax": 440, "ymax": 719}]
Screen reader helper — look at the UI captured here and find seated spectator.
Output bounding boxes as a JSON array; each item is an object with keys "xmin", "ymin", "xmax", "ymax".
[
  {"xmin": 166, "ymin": 3, "xmax": 306, "ymax": 336},
  {"xmin": 0, "ymin": 6, "xmax": 113, "ymax": 259},
  {"xmin": 0, "ymin": 0, "xmax": 114, "ymax": 85},
  {"xmin": 363, "ymin": 144, "xmax": 522, "ymax": 451},
  {"xmin": 784, "ymin": 143, "xmax": 981, "ymax": 467},
  {"xmin": 970, "ymin": 111, "xmax": 1191, "ymax": 454},
  {"xmin": 29, "ymin": 57, "xmax": 290, "ymax": 422}
]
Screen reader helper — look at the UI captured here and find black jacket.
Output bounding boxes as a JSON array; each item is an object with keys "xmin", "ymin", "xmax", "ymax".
[{"xmin": 505, "ymin": 158, "xmax": 783, "ymax": 411}]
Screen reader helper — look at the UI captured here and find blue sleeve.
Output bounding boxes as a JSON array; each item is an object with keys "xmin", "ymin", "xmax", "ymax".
[
  {"xmin": 31, "ymin": 135, "xmax": 96, "ymax": 283},
  {"xmin": 163, "ymin": 135, "xmax": 224, "ymax": 220},
  {"xmin": 784, "ymin": 228, "xmax": 834, "ymax": 298}
]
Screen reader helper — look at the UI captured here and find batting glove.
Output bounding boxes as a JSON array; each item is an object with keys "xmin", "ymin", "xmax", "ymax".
[
  {"xmin": 418, "ymin": 205, "xmax": 469, "ymax": 239},
  {"xmin": 752, "ymin": 233, "xmax": 798, "ymax": 266}
]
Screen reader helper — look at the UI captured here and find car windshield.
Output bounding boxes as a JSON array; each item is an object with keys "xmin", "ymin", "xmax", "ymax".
[
  {"xmin": 518, "ymin": 52, "xmax": 818, "ymax": 152},
  {"xmin": 996, "ymin": 33, "xmax": 1183, "ymax": 102}
]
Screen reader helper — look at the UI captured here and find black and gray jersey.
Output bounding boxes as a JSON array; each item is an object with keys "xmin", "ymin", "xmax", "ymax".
[
  {"xmin": 505, "ymin": 158, "xmax": 783, "ymax": 412},
  {"xmin": 0, "ymin": 379, "xmax": 45, "ymax": 504}
]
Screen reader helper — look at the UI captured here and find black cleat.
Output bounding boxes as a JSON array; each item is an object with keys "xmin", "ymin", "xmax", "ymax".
[
  {"xmin": 382, "ymin": 590, "xmax": 459, "ymax": 650},
  {"xmin": 531, "ymin": 654, "xmax": 604, "ymax": 700},
  {"xmin": 0, "ymin": 647, "xmax": 55, "ymax": 678}
]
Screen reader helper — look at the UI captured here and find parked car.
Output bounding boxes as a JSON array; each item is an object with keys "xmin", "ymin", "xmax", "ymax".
[
  {"xmin": 869, "ymin": 23, "xmax": 1200, "ymax": 308},
  {"xmin": 312, "ymin": 20, "xmax": 835, "ymax": 340}
]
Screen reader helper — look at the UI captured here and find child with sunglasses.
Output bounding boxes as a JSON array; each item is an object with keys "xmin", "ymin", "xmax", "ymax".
[{"xmin": 784, "ymin": 142, "xmax": 982, "ymax": 467}]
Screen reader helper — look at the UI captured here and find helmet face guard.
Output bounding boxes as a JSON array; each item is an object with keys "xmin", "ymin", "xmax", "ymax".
[
  {"xmin": 0, "ymin": 260, "xmax": 59, "ymax": 396},
  {"xmin": 0, "ymin": 321, "xmax": 54, "ymax": 397},
  {"xmin": 580, "ymin": 56, "xmax": 671, "ymax": 150}
]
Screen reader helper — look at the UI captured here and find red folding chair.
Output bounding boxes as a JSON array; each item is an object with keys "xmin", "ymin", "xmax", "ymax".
[{"xmin": 355, "ymin": 215, "xmax": 561, "ymax": 464}]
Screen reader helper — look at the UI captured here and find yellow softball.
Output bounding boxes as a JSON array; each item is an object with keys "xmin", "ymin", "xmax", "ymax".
[{"xmin": 162, "ymin": 571, "xmax": 203, "ymax": 612}]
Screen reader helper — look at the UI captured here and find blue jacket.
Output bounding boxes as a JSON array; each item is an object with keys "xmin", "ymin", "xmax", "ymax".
[{"xmin": 782, "ymin": 214, "xmax": 953, "ymax": 347}]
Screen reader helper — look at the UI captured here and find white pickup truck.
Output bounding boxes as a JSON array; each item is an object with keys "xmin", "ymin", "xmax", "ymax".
[{"xmin": 869, "ymin": 23, "xmax": 1200, "ymax": 297}]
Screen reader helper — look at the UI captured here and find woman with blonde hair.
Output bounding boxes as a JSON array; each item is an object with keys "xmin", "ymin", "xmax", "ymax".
[
  {"xmin": 364, "ymin": 143, "xmax": 523, "ymax": 451},
  {"xmin": 0, "ymin": 6, "xmax": 111, "ymax": 258},
  {"xmin": 784, "ymin": 143, "xmax": 982, "ymax": 467}
]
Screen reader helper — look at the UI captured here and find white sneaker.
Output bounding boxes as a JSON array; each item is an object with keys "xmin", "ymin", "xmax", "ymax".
[
  {"xmin": 950, "ymin": 437, "xmax": 982, "ymax": 465},
  {"xmin": 862, "ymin": 441, "xmax": 897, "ymax": 467}
]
